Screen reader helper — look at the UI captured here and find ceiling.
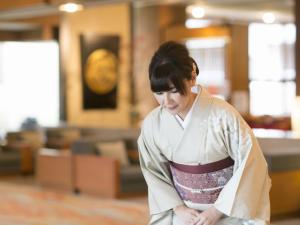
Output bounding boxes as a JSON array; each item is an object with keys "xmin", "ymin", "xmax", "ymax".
[
  {"xmin": 136, "ymin": 0, "xmax": 294, "ymax": 22},
  {"xmin": 0, "ymin": 0, "xmax": 295, "ymax": 30}
]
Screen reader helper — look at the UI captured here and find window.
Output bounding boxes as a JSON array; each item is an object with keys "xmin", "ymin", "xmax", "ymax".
[
  {"xmin": 0, "ymin": 41, "xmax": 60, "ymax": 137},
  {"xmin": 249, "ymin": 23, "xmax": 296, "ymax": 116},
  {"xmin": 185, "ymin": 37, "xmax": 229, "ymax": 99}
]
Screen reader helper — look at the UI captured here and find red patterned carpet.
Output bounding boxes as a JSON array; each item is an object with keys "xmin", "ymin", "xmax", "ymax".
[{"xmin": 0, "ymin": 181, "xmax": 148, "ymax": 225}]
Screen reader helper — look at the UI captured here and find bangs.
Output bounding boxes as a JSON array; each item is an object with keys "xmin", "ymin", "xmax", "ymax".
[{"xmin": 150, "ymin": 63, "xmax": 186, "ymax": 94}]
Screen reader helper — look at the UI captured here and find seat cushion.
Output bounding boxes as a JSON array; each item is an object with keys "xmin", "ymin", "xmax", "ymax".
[
  {"xmin": 0, "ymin": 152, "xmax": 21, "ymax": 165},
  {"xmin": 120, "ymin": 165, "xmax": 143, "ymax": 180},
  {"xmin": 0, "ymin": 152, "xmax": 21, "ymax": 172},
  {"xmin": 120, "ymin": 165, "xmax": 147, "ymax": 193},
  {"xmin": 96, "ymin": 141, "xmax": 129, "ymax": 166},
  {"xmin": 72, "ymin": 140, "xmax": 98, "ymax": 155}
]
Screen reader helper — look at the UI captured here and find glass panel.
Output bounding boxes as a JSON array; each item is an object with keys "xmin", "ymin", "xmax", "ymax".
[
  {"xmin": 185, "ymin": 38, "xmax": 228, "ymax": 98},
  {"xmin": 249, "ymin": 23, "xmax": 296, "ymax": 116},
  {"xmin": 0, "ymin": 41, "xmax": 60, "ymax": 136},
  {"xmin": 249, "ymin": 81, "xmax": 295, "ymax": 116},
  {"xmin": 249, "ymin": 23, "xmax": 295, "ymax": 81}
]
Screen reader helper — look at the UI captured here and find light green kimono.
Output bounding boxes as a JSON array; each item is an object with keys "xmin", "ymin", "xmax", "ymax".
[{"xmin": 138, "ymin": 87, "xmax": 271, "ymax": 225}]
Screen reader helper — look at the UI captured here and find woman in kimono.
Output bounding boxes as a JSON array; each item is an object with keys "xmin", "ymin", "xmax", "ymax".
[{"xmin": 137, "ymin": 41, "xmax": 271, "ymax": 225}]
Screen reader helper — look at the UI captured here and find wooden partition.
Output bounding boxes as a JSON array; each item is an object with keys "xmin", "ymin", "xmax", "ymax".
[{"xmin": 270, "ymin": 170, "xmax": 300, "ymax": 217}]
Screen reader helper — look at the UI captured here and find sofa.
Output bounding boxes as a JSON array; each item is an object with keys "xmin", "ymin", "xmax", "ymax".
[
  {"xmin": 71, "ymin": 128, "xmax": 147, "ymax": 198},
  {"xmin": 45, "ymin": 127, "xmax": 81, "ymax": 149},
  {"xmin": 0, "ymin": 130, "xmax": 44, "ymax": 174},
  {"xmin": 0, "ymin": 144, "xmax": 23, "ymax": 174}
]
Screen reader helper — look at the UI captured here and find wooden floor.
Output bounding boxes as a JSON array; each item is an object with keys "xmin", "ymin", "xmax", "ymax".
[{"xmin": 0, "ymin": 175, "xmax": 299, "ymax": 225}]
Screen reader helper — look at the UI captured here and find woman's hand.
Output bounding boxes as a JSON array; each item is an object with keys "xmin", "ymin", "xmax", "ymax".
[
  {"xmin": 194, "ymin": 206, "xmax": 223, "ymax": 225},
  {"xmin": 173, "ymin": 205, "xmax": 201, "ymax": 225}
]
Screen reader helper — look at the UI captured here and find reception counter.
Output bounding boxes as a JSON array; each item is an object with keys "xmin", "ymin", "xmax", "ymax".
[{"xmin": 255, "ymin": 129, "xmax": 300, "ymax": 218}]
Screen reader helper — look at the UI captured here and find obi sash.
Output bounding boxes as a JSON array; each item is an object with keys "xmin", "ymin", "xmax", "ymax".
[{"xmin": 169, "ymin": 157, "xmax": 234, "ymax": 205}]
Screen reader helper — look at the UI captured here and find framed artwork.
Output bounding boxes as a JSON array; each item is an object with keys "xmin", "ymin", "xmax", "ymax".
[{"xmin": 80, "ymin": 34, "xmax": 120, "ymax": 109}]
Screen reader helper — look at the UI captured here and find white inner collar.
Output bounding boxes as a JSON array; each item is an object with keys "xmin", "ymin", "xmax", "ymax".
[{"xmin": 175, "ymin": 85, "xmax": 201, "ymax": 129}]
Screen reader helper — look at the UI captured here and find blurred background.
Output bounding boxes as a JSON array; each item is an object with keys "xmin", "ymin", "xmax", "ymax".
[
  {"xmin": 0, "ymin": 0, "xmax": 298, "ymax": 133},
  {"xmin": 0, "ymin": 0, "xmax": 299, "ymax": 224}
]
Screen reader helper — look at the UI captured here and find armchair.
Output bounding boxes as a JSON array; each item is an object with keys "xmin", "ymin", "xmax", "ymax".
[
  {"xmin": 45, "ymin": 127, "xmax": 81, "ymax": 149},
  {"xmin": 71, "ymin": 129, "xmax": 147, "ymax": 198},
  {"xmin": 0, "ymin": 130, "xmax": 43, "ymax": 174}
]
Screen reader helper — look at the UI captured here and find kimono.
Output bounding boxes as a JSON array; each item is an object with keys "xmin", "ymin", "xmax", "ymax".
[{"xmin": 137, "ymin": 87, "xmax": 271, "ymax": 225}]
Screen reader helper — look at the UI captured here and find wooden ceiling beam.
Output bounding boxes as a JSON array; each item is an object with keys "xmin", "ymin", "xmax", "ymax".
[
  {"xmin": 49, "ymin": 0, "xmax": 69, "ymax": 4},
  {"xmin": 12, "ymin": 15, "xmax": 60, "ymax": 26},
  {"xmin": 0, "ymin": 0, "xmax": 48, "ymax": 11}
]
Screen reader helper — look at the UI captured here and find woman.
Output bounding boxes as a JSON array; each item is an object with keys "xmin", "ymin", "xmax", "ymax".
[{"xmin": 137, "ymin": 41, "xmax": 271, "ymax": 225}]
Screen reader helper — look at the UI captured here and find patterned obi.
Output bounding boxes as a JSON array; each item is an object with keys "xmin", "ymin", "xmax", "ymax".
[{"xmin": 169, "ymin": 157, "xmax": 234, "ymax": 205}]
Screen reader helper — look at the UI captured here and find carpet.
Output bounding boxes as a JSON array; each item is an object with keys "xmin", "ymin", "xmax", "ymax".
[{"xmin": 0, "ymin": 181, "xmax": 149, "ymax": 225}]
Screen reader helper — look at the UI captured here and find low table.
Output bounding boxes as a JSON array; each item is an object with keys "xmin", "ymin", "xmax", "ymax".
[{"xmin": 36, "ymin": 148, "xmax": 73, "ymax": 191}]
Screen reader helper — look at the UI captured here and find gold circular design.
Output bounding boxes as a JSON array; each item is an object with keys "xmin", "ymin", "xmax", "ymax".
[{"xmin": 84, "ymin": 49, "xmax": 118, "ymax": 95}]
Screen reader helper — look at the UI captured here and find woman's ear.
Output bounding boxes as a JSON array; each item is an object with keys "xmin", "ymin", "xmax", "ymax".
[
  {"xmin": 192, "ymin": 75, "xmax": 196, "ymax": 86},
  {"xmin": 191, "ymin": 58, "xmax": 199, "ymax": 75},
  {"xmin": 189, "ymin": 74, "xmax": 196, "ymax": 87},
  {"xmin": 191, "ymin": 63, "xmax": 197, "ymax": 81}
]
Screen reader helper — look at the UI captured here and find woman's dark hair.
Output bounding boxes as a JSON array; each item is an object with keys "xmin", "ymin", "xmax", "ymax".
[{"xmin": 149, "ymin": 41, "xmax": 199, "ymax": 95}]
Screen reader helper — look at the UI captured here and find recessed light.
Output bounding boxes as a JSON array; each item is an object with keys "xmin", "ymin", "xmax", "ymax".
[
  {"xmin": 191, "ymin": 7, "xmax": 205, "ymax": 18},
  {"xmin": 262, "ymin": 12, "xmax": 276, "ymax": 24},
  {"xmin": 59, "ymin": 3, "xmax": 83, "ymax": 13},
  {"xmin": 186, "ymin": 5, "xmax": 206, "ymax": 19},
  {"xmin": 185, "ymin": 19, "xmax": 211, "ymax": 29}
]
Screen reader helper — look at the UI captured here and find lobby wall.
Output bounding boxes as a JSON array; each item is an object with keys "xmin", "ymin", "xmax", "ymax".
[{"xmin": 60, "ymin": 3, "xmax": 132, "ymax": 128}]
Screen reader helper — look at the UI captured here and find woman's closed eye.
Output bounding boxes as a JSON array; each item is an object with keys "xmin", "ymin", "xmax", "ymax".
[
  {"xmin": 170, "ymin": 88, "xmax": 179, "ymax": 93},
  {"xmin": 154, "ymin": 88, "xmax": 178, "ymax": 95}
]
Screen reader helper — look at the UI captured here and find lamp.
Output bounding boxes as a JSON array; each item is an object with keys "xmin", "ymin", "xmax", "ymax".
[
  {"xmin": 262, "ymin": 12, "xmax": 276, "ymax": 24},
  {"xmin": 291, "ymin": 96, "xmax": 300, "ymax": 138},
  {"xmin": 186, "ymin": 5, "xmax": 206, "ymax": 19},
  {"xmin": 58, "ymin": 2, "xmax": 83, "ymax": 13}
]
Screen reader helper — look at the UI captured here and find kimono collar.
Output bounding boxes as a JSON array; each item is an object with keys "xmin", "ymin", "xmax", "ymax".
[
  {"xmin": 161, "ymin": 85, "xmax": 212, "ymax": 131},
  {"xmin": 159, "ymin": 86, "xmax": 214, "ymax": 161},
  {"xmin": 175, "ymin": 86, "xmax": 201, "ymax": 129}
]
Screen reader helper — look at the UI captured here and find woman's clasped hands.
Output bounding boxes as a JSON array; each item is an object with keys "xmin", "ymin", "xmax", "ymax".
[{"xmin": 173, "ymin": 205, "xmax": 223, "ymax": 225}]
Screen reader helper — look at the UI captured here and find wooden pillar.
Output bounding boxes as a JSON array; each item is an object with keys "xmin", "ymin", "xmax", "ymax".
[
  {"xmin": 133, "ymin": 5, "xmax": 160, "ymax": 119},
  {"xmin": 295, "ymin": 0, "xmax": 300, "ymax": 95},
  {"xmin": 229, "ymin": 24, "xmax": 249, "ymax": 114},
  {"xmin": 230, "ymin": 24, "xmax": 249, "ymax": 93},
  {"xmin": 42, "ymin": 24, "xmax": 53, "ymax": 40}
]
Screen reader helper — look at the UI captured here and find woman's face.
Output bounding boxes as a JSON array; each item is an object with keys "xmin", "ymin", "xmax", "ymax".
[{"xmin": 153, "ymin": 79, "xmax": 196, "ymax": 118}]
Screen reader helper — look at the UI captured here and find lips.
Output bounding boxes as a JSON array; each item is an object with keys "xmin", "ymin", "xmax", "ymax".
[{"xmin": 166, "ymin": 105, "xmax": 178, "ymax": 111}]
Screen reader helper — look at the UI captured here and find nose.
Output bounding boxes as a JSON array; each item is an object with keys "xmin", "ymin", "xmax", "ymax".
[{"xmin": 163, "ymin": 93, "xmax": 171, "ymax": 106}]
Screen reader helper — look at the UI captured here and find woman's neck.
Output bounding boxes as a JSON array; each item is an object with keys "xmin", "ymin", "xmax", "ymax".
[{"xmin": 177, "ymin": 93, "xmax": 197, "ymax": 120}]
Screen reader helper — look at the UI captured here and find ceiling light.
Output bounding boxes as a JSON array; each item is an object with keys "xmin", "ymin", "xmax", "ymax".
[
  {"xmin": 59, "ymin": 3, "xmax": 83, "ymax": 13},
  {"xmin": 186, "ymin": 38, "xmax": 228, "ymax": 49},
  {"xmin": 185, "ymin": 19, "xmax": 212, "ymax": 29},
  {"xmin": 191, "ymin": 7, "xmax": 205, "ymax": 18},
  {"xmin": 186, "ymin": 5, "xmax": 206, "ymax": 19},
  {"xmin": 262, "ymin": 12, "xmax": 276, "ymax": 24}
]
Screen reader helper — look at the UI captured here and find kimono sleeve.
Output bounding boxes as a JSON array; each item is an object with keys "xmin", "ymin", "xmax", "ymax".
[
  {"xmin": 137, "ymin": 118, "xmax": 183, "ymax": 217},
  {"xmin": 213, "ymin": 105, "xmax": 271, "ymax": 222}
]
